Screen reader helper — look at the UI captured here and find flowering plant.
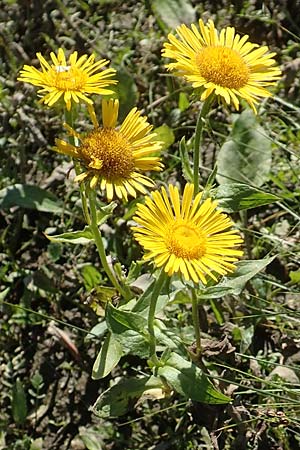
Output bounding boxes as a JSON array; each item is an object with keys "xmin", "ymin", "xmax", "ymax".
[{"xmin": 17, "ymin": 22, "xmax": 281, "ymax": 421}]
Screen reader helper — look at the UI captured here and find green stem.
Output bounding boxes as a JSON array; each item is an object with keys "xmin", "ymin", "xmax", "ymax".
[
  {"xmin": 191, "ymin": 288, "xmax": 202, "ymax": 356},
  {"xmin": 193, "ymin": 96, "xmax": 214, "ymax": 195},
  {"xmin": 87, "ymin": 189, "xmax": 130, "ymax": 300},
  {"xmin": 74, "ymin": 161, "xmax": 91, "ymax": 225},
  {"xmin": 148, "ymin": 269, "xmax": 166, "ymax": 365},
  {"xmin": 64, "ymin": 107, "xmax": 91, "ymax": 225}
]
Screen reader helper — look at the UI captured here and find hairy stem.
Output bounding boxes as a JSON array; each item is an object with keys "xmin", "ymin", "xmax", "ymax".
[
  {"xmin": 64, "ymin": 108, "xmax": 91, "ymax": 225},
  {"xmin": 193, "ymin": 96, "xmax": 214, "ymax": 194},
  {"xmin": 148, "ymin": 269, "xmax": 166, "ymax": 365},
  {"xmin": 87, "ymin": 189, "xmax": 130, "ymax": 300},
  {"xmin": 191, "ymin": 288, "xmax": 202, "ymax": 356}
]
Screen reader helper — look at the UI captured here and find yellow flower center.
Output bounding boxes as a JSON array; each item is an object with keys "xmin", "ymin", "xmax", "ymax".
[
  {"xmin": 195, "ymin": 46, "xmax": 250, "ymax": 89},
  {"xmin": 166, "ymin": 222, "xmax": 206, "ymax": 259},
  {"xmin": 50, "ymin": 65, "xmax": 88, "ymax": 90},
  {"xmin": 79, "ymin": 128, "xmax": 134, "ymax": 179}
]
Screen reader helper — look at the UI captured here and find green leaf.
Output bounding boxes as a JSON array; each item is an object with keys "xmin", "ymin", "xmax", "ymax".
[
  {"xmin": 216, "ymin": 110, "xmax": 272, "ymax": 187},
  {"xmin": 178, "ymin": 92, "xmax": 190, "ymax": 112},
  {"xmin": 12, "ymin": 379, "xmax": 27, "ymax": 424},
  {"xmin": 106, "ymin": 303, "xmax": 149, "ymax": 358},
  {"xmin": 132, "ymin": 277, "xmax": 156, "ymax": 313},
  {"xmin": 79, "ymin": 432, "xmax": 103, "ymax": 450},
  {"xmin": 154, "ymin": 320, "xmax": 188, "ymax": 355},
  {"xmin": 113, "ymin": 329, "xmax": 150, "ymax": 358},
  {"xmin": 126, "ymin": 260, "xmax": 144, "ymax": 284},
  {"xmin": 200, "ymin": 257, "xmax": 276, "ymax": 299},
  {"xmin": 151, "ymin": 0, "xmax": 196, "ymax": 30},
  {"xmin": 205, "ymin": 164, "xmax": 218, "ymax": 190},
  {"xmin": 158, "ymin": 352, "xmax": 230, "ymax": 404},
  {"xmin": 0, "ymin": 287, "xmax": 9, "ymax": 301},
  {"xmin": 180, "ymin": 136, "xmax": 193, "ymax": 183},
  {"xmin": 132, "ymin": 290, "xmax": 170, "ymax": 317},
  {"xmin": 105, "ymin": 301, "xmax": 183, "ymax": 359},
  {"xmin": 0, "ymin": 184, "xmax": 64, "ymax": 214},
  {"xmin": 214, "ymin": 183, "xmax": 280, "ymax": 212},
  {"xmin": 239, "ymin": 325, "xmax": 255, "ymax": 353},
  {"xmin": 96, "ymin": 201, "xmax": 117, "ymax": 226},
  {"xmin": 47, "ymin": 242, "xmax": 63, "ymax": 262},
  {"xmin": 106, "ymin": 303, "xmax": 147, "ymax": 333},
  {"xmin": 86, "ymin": 321, "xmax": 108, "ymax": 340},
  {"xmin": 30, "ymin": 438, "xmax": 43, "ymax": 450},
  {"xmin": 92, "ymin": 375, "xmax": 163, "ymax": 418},
  {"xmin": 289, "ymin": 270, "xmax": 300, "ymax": 284},
  {"xmin": 31, "ymin": 372, "xmax": 43, "ymax": 391},
  {"xmin": 92, "ymin": 332, "xmax": 123, "ymax": 379},
  {"xmin": 154, "ymin": 124, "xmax": 175, "ymax": 151},
  {"xmin": 81, "ymin": 265, "xmax": 102, "ymax": 290},
  {"xmin": 45, "ymin": 226, "xmax": 94, "ymax": 244},
  {"xmin": 209, "ymin": 298, "xmax": 225, "ymax": 325},
  {"xmin": 232, "ymin": 325, "xmax": 255, "ymax": 353},
  {"xmin": 169, "ymin": 288, "xmax": 191, "ymax": 305},
  {"xmin": 92, "ymin": 285, "xmax": 117, "ymax": 303}
]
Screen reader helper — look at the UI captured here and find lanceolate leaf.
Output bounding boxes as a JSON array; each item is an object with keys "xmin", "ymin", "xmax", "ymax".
[
  {"xmin": 12, "ymin": 379, "xmax": 27, "ymax": 425},
  {"xmin": 151, "ymin": 0, "xmax": 196, "ymax": 29},
  {"xmin": 106, "ymin": 303, "xmax": 149, "ymax": 358},
  {"xmin": 180, "ymin": 136, "xmax": 193, "ymax": 183},
  {"xmin": 92, "ymin": 332, "xmax": 123, "ymax": 380},
  {"xmin": 214, "ymin": 182, "xmax": 280, "ymax": 212},
  {"xmin": 199, "ymin": 257, "xmax": 276, "ymax": 299},
  {"xmin": 216, "ymin": 110, "xmax": 273, "ymax": 187},
  {"xmin": 0, "ymin": 184, "xmax": 64, "ymax": 214},
  {"xmin": 92, "ymin": 376, "xmax": 164, "ymax": 418},
  {"xmin": 106, "ymin": 303, "xmax": 147, "ymax": 333},
  {"xmin": 157, "ymin": 352, "xmax": 230, "ymax": 404},
  {"xmin": 45, "ymin": 226, "xmax": 94, "ymax": 244},
  {"xmin": 111, "ymin": 329, "xmax": 150, "ymax": 359}
]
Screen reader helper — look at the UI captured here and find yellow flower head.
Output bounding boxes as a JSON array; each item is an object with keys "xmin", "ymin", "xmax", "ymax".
[
  {"xmin": 18, "ymin": 48, "xmax": 117, "ymax": 110},
  {"xmin": 162, "ymin": 19, "xmax": 281, "ymax": 113},
  {"xmin": 132, "ymin": 183, "xmax": 243, "ymax": 284},
  {"xmin": 55, "ymin": 99, "xmax": 163, "ymax": 201}
]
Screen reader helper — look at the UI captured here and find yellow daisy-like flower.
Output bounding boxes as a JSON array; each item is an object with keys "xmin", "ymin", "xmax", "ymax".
[
  {"xmin": 162, "ymin": 19, "xmax": 281, "ymax": 112},
  {"xmin": 132, "ymin": 183, "xmax": 243, "ymax": 284},
  {"xmin": 55, "ymin": 99, "xmax": 163, "ymax": 201},
  {"xmin": 18, "ymin": 48, "xmax": 117, "ymax": 110}
]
